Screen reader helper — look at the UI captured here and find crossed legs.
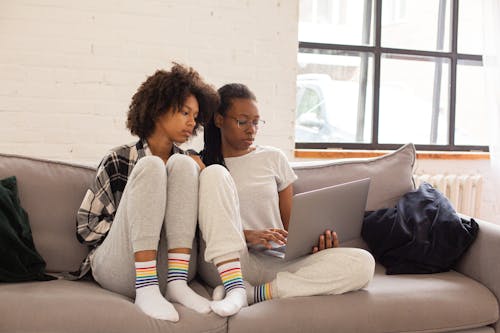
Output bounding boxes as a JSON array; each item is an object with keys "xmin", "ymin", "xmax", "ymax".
[{"xmin": 198, "ymin": 164, "xmax": 375, "ymax": 309}]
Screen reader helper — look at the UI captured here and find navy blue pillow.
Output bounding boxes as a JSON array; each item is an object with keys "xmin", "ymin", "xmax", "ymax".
[{"xmin": 362, "ymin": 183, "xmax": 479, "ymax": 274}]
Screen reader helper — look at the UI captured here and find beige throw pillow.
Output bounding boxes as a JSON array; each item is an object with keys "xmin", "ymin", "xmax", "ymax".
[{"xmin": 292, "ymin": 143, "xmax": 416, "ymax": 211}]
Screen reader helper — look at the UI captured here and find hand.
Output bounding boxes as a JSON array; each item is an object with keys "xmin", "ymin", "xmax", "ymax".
[
  {"xmin": 312, "ymin": 230, "xmax": 339, "ymax": 254},
  {"xmin": 244, "ymin": 229, "xmax": 288, "ymax": 249},
  {"xmin": 188, "ymin": 154, "xmax": 205, "ymax": 170}
]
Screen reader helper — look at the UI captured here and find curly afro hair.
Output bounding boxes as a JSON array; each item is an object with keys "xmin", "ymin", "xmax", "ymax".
[{"xmin": 126, "ymin": 63, "xmax": 219, "ymax": 139}]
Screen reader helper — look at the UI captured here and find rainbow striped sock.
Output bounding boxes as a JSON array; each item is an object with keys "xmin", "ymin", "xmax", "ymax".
[
  {"xmin": 135, "ymin": 260, "xmax": 159, "ymax": 289},
  {"xmin": 253, "ymin": 282, "xmax": 273, "ymax": 303},
  {"xmin": 217, "ymin": 260, "xmax": 245, "ymax": 293},
  {"xmin": 167, "ymin": 253, "xmax": 190, "ymax": 283}
]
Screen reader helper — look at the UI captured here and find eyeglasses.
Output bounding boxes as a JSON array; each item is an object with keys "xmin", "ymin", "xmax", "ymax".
[{"xmin": 225, "ymin": 115, "xmax": 266, "ymax": 130}]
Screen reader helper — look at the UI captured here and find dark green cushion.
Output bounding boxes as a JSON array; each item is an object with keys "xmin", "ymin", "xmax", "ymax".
[{"xmin": 0, "ymin": 176, "xmax": 55, "ymax": 282}]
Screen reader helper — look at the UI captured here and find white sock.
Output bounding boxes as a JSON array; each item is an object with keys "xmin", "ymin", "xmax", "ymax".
[
  {"xmin": 165, "ymin": 252, "xmax": 211, "ymax": 314},
  {"xmin": 213, "ymin": 281, "xmax": 256, "ymax": 305},
  {"xmin": 134, "ymin": 260, "xmax": 179, "ymax": 321},
  {"xmin": 210, "ymin": 288, "xmax": 248, "ymax": 317},
  {"xmin": 210, "ymin": 259, "xmax": 248, "ymax": 317},
  {"xmin": 250, "ymin": 281, "xmax": 274, "ymax": 304}
]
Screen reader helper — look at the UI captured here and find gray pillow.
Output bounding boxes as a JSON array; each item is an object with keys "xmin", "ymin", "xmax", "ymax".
[{"xmin": 292, "ymin": 143, "xmax": 416, "ymax": 211}]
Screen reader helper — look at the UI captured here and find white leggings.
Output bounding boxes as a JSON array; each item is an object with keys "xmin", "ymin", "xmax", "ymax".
[
  {"xmin": 91, "ymin": 154, "xmax": 199, "ymax": 298},
  {"xmin": 197, "ymin": 165, "xmax": 375, "ymax": 299}
]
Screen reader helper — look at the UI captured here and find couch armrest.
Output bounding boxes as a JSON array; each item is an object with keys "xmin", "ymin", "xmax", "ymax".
[{"xmin": 455, "ymin": 215, "xmax": 500, "ymax": 331}]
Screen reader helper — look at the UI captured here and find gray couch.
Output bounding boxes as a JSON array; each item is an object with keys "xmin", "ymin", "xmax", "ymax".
[{"xmin": 1, "ymin": 143, "xmax": 499, "ymax": 333}]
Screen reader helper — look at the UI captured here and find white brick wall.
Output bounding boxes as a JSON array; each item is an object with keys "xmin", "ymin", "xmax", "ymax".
[
  {"xmin": 3, "ymin": 1, "xmax": 498, "ymax": 224},
  {"xmin": 0, "ymin": 0, "xmax": 299, "ymax": 162}
]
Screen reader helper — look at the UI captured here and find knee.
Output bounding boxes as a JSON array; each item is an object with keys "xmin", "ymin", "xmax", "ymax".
[
  {"xmin": 199, "ymin": 164, "xmax": 230, "ymax": 186},
  {"xmin": 321, "ymin": 247, "xmax": 375, "ymax": 287},
  {"xmin": 132, "ymin": 156, "xmax": 166, "ymax": 181},
  {"xmin": 350, "ymin": 248, "xmax": 375, "ymax": 287},
  {"xmin": 166, "ymin": 153, "xmax": 199, "ymax": 176}
]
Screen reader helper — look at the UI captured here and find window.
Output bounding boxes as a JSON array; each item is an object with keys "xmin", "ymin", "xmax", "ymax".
[{"xmin": 296, "ymin": 0, "xmax": 488, "ymax": 152}]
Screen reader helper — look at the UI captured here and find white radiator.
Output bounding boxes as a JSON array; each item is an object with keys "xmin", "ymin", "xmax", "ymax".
[{"xmin": 412, "ymin": 174, "xmax": 483, "ymax": 217}]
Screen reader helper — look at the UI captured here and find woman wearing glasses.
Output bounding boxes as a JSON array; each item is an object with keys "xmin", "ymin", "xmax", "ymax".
[{"xmin": 197, "ymin": 83, "xmax": 375, "ymax": 309}]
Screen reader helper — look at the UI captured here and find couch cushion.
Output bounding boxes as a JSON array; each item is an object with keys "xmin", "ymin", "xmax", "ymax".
[
  {"xmin": 0, "ymin": 279, "xmax": 226, "ymax": 333},
  {"xmin": 0, "ymin": 153, "xmax": 95, "ymax": 272},
  {"xmin": 228, "ymin": 264, "xmax": 499, "ymax": 333},
  {"xmin": 292, "ymin": 143, "xmax": 416, "ymax": 211}
]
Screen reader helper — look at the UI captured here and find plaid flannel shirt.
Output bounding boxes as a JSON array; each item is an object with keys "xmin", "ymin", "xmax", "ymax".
[{"xmin": 74, "ymin": 139, "xmax": 185, "ymax": 278}]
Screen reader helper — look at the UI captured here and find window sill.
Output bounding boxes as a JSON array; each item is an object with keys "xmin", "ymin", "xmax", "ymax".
[{"xmin": 294, "ymin": 149, "xmax": 490, "ymax": 160}]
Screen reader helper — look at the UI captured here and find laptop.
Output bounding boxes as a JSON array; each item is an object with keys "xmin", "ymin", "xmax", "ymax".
[{"xmin": 259, "ymin": 178, "xmax": 370, "ymax": 261}]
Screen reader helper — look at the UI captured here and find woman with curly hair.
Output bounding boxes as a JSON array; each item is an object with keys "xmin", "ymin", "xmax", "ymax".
[{"xmin": 75, "ymin": 63, "xmax": 231, "ymax": 321}]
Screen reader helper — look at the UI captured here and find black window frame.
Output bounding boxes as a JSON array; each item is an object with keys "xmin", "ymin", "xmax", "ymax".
[{"xmin": 296, "ymin": 0, "xmax": 488, "ymax": 152}]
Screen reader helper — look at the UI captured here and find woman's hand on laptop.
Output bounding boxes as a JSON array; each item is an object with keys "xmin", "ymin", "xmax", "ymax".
[
  {"xmin": 312, "ymin": 230, "xmax": 339, "ymax": 254},
  {"xmin": 244, "ymin": 229, "xmax": 288, "ymax": 249}
]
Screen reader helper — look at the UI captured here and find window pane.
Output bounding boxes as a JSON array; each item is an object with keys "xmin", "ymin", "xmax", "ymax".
[
  {"xmin": 455, "ymin": 61, "xmax": 488, "ymax": 145},
  {"xmin": 458, "ymin": 0, "xmax": 484, "ymax": 54},
  {"xmin": 298, "ymin": 0, "xmax": 374, "ymax": 46},
  {"xmin": 296, "ymin": 49, "xmax": 373, "ymax": 143},
  {"xmin": 382, "ymin": 0, "xmax": 451, "ymax": 52},
  {"xmin": 379, "ymin": 54, "xmax": 450, "ymax": 145}
]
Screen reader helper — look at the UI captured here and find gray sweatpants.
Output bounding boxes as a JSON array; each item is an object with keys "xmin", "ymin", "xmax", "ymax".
[
  {"xmin": 91, "ymin": 154, "xmax": 199, "ymax": 299},
  {"xmin": 197, "ymin": 164, "xmax": 375, "ymax": 299}
]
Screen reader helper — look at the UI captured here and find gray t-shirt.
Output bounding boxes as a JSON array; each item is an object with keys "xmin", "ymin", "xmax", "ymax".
[{"xmin": 224, "ymin": 145, "xmax": 298, "ymax": 230}]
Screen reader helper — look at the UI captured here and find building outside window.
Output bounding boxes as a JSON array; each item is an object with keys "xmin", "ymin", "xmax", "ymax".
[{"xmin": 296, "ymin": 0, "xmax": 487, "ymax": 152}]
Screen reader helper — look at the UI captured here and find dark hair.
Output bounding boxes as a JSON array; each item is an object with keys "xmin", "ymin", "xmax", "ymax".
[
  {"xmin": 201, "ymin": 83, "xmax": 257, "ymax": 167},
  {"xmin": 127, "ymin": 63, "xmax": 219, "ymax": 139}
]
